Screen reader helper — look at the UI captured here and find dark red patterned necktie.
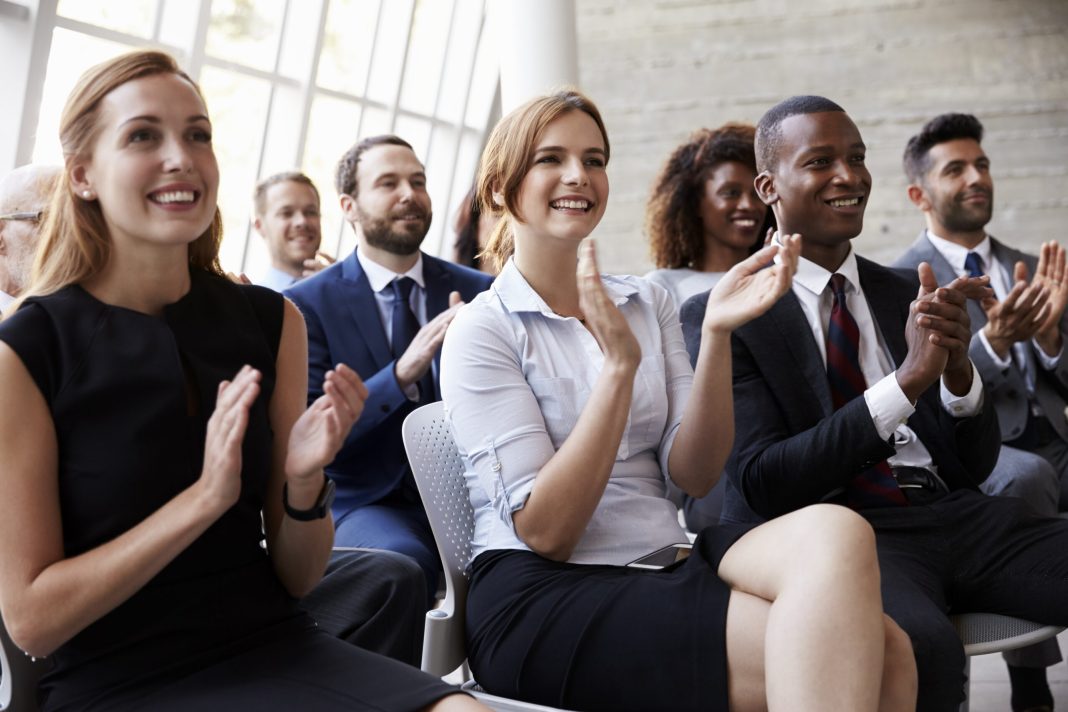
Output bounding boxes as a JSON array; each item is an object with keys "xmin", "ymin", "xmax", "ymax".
[{"xmin": 825, "ymin": 274, "xmax": 907, "ymax": 508}]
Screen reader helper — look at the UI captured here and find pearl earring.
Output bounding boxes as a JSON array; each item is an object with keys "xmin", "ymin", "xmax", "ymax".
[{"xmin": 82, "ymin": 190, "xmax": 93, "ymax": 199}]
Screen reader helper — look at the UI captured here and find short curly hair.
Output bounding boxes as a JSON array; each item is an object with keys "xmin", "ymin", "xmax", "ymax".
[
  {"xmin": 645, "ymin": 124, "xmax": 767, "ymax": 269},
  {"xmin": 903, "ymin": 113, "xmax": 984, "ymax": 184}
]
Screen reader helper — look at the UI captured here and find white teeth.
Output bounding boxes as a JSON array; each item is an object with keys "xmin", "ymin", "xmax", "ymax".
[
  {"xmin": 551, "ymin": 199, "xmax": 589, "ymax": 210},
  {"xmin": 734, "ymin": 219, "xmax": 756, "ymax": 227},
  {"xmin": 829, "ymin": 198, "xmax": 860, "ymax": 207},
  {"xmin": 152, "ymin": 190, "xmax": 195, "ymax": 204}
]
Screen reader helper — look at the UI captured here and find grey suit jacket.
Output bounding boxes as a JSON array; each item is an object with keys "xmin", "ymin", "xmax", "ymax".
[{"xmin": 893, "ymin": 231, "xmax": 1068, "ymax": 443}]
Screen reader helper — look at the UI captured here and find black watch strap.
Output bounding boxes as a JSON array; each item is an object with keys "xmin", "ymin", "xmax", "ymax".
[{"xmin": 283, "ymin": 476, "xmax": 335, "ymax": 521}]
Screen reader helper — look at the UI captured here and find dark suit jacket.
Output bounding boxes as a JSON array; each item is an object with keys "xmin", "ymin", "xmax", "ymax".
[
  {"xmin": 285, "ymin": 250, "xmax": 493, "ymax": 515},
  {"xmin": 679, "ymin": 256, "xmax": 1000, "ymax": 524},
  {"xmin": 893, "ymin": 231, "xmax": 1068, "ymax": 444}
]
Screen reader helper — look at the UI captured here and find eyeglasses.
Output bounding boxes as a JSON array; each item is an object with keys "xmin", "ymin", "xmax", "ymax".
[{"xmin": 0, "ymin": 211, "xmax": 43, "ymax": 222}]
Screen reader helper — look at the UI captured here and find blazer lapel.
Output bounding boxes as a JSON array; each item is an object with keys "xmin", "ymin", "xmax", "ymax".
[
  {"xmin": 342, "ymin": 252, "xmax": 393, "ymax": 367},
  {"xmin": 858, "ymin": 257, "xmax": 909, "ymax": 366},
  {"xmin": 422, "ymin": 255, "xmax": 453, "ymax": 400},
  {"xmin": 765, "ymin": 294, "xmax": 835, "ymax": 416}
]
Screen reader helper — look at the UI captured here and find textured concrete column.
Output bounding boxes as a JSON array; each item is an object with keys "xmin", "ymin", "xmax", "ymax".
[{"xmin": 489, "ymin": 0, "xmax": 578, "ymax": 113}]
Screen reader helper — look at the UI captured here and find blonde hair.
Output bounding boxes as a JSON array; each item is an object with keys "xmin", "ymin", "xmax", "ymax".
[
  {"xmin": 15, "ymin": 50, "xmax": 223, "ymax": 312},
  {"xmin": 476, "ymin": 89, "xmax": 610, "ymax": 272}
]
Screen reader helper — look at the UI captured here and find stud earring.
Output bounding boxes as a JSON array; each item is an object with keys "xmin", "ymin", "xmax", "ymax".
[{"xmin": 82, "ymin": 190, "xmax": 94, "ymax": 200}]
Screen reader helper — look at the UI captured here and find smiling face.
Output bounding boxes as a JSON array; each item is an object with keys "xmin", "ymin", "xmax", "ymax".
[
  {"xmin": 912, "ymin": 138, "xmax": 993, "ymax": 243},
  {"xmin": 255, "ymin": 179, "xmax": 322, "ymax": 273},
  {"xmin": 510, "ymin": 109, "xmax": 609, "ymax": 247},
  {"xmin": 70, "ymin": 72, "xmax": 218, "ymax": 257},
  {"xmin": 699, "ymin": 160, "xmax": 765, "ymax": 257},
  {"xmin": 757, "ymin": 111, "xmax": 870, "ymax": 270},
  {"xmin": 345, "ymin": 143, "xmax": 432, "ymax": 257}
]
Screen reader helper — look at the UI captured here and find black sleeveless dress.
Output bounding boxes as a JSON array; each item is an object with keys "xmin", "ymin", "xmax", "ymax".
[{"xmin": 0, "ymin": 270, "xmax": 457, "ymax": 711}]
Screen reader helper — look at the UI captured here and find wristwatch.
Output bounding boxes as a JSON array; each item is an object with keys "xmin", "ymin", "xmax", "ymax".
[{"xmin": 283, "ymin": 475, "xmax": 336, "ymax": 521}]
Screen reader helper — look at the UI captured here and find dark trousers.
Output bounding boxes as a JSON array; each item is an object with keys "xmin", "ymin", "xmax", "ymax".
[
  {"xmin": 862, "ymin": 489, "xmax": 1068, "ymax": 712},
  {"xmin": 298, "ymin": 548, "xmax": 427, "ymax": 666}
]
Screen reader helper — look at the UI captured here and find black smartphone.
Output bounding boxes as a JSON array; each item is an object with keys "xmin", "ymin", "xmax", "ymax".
[{"xmin": 625, "ymin": 543, "xmax": 692, "ymax": 569}]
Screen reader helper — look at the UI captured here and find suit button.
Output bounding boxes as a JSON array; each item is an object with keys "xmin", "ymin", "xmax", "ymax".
[
  {"xmin": 380, "ymin": 404, "xmax": 390, "ymax": 412},
  {"xmin": 1009, "ymin": 427, "xmax": 1021, "ymax": 436}
]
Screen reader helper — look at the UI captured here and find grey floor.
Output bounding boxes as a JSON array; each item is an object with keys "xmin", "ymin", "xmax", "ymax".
[{"xmin": 968, "ymin": 629, "xmax": 1068, "ymax": 711}]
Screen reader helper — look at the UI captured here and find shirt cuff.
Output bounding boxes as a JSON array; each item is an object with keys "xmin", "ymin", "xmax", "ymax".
[
  {"xmin": 940, "ymin": 362, "xmax": 983, "ymax": 418},
  {"xmin": 864, "ymin": 373, "xmax": 916, "ymax": 441},
  {"xmin": 978, "ymin": 328, "xmax": 1012, "ymax": 370},
  {"xmin": 1032, "ymin": 338, "xmax": 1062, "ymax": 370}
]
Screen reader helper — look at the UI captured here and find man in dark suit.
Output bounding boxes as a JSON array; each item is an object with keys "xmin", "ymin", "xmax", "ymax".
[
  {"xmin": 286, "ymin": 135, "xmax": 493, "ymax": 604},
  {"xmin": 894, "ymin": 113, "xmax": 1068, "ymax": 512},
  {"xmin": 680, "ymin": 96, "xmax": 1068, "ymax": 712}
]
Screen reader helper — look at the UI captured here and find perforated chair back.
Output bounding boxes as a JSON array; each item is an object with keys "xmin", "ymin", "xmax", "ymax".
[
  {"xmin": 402, "ymin": 401, "xmax": 474, "ymax": 678},
  {"xmin": 952, "ymin": 612, "xmax": 1064, "ymax": 657},
  {"xmin": 951, "ymin": 613, "xmax": 1064, "ymax": 712}
]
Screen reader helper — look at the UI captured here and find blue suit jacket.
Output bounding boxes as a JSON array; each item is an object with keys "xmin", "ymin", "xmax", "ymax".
[
  {"xmin": 893, "ymin": 232, "xmax": 1068, "ymax": 445},
  {"xmin": 679, "ymin": 256, "xmax": 1000, "ymax": 524},
  {"xmin": 285, "ymin": 250, "xmax": 493, "ymax": 516}
]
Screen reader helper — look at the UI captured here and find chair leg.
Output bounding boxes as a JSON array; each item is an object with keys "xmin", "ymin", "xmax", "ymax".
[{"xmin": 959, "ymin": 656, "xmax": 971, "ymax": 712}]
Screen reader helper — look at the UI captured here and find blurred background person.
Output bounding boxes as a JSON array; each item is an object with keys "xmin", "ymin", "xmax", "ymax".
[
  {"xmin": 450, "ymin": 186, "xmax": 498, "ymax": 275},
  {"xmin": 252, "ymin": 171, "xmax": 334, "ymax": 291},
  {"xmin": 0, "ymin": 164, "xmax": 60, "ymax": 310},
  {"xmin": 644, "ymin": 124, "xmax": 773, "ymax": 310}
]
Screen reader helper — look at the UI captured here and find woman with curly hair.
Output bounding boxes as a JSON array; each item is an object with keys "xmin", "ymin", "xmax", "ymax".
[{"xmin": 644, "ymin": 124, "xmax": 773, "ymax": 309}]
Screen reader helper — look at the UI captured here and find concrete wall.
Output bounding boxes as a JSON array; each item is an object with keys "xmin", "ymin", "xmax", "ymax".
[{"xmin": 575, "ymin": 0, "xmax": 1068, "ymax": 274}]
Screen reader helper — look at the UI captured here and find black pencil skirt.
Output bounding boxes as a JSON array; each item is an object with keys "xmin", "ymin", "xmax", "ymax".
[{"xmin": 466, "ymin": 523, "xmax": 754, "ymax": 712}]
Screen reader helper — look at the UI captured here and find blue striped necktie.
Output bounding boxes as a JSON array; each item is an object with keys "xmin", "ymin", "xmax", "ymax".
[{"xmin": 826, "ymin": 274, "xmax": 907, "ymax": 508}]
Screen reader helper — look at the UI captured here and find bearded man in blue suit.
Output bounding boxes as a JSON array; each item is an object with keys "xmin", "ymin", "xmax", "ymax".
[{"xmin": 286, "ymin": 135, "xmax": 492, "ymax": 604}]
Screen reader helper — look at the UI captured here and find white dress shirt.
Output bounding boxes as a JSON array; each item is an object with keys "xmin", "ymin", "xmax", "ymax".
[
  {"xmin": 0, "ymin": 290, "xmax": 14, "ymax": 310},
  {"xmin": 792, "ymin": 248, "xmax": 983, "ymax": 474},
  {"xmin": 255, "ymin": 266, "xmax": 300, "ymax": 292},
  {"xmin": 440, "ymin": 259, "xmax": 690, "ymax": 565},
  {"xmin": 643, "ymin": 268, "xmax": 726, "ymax": 310},
  {"xmin": 356, "ymin": 249, "xmax": 427, "ymax": 400}
]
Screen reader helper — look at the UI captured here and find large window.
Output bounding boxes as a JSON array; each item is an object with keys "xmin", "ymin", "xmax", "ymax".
[{"xmin": 22, "ymin": 0, "xmax": 498, "ymax": 274}]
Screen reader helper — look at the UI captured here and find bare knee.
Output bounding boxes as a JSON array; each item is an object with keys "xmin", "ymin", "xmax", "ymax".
[{"xmin": 794, "ymin": 504, "xmax": 877, "ymax": 573}]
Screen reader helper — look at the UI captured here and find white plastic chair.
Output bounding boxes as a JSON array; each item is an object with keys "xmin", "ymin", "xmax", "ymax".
[
  {"xmin": 0, "ymin": 617, "xmax": 42, "ymax": 712},
  {"xmin": 404, "ymin": 402, "xmax": 1066, "ymax": 712},
  {"xmin": 402, "ymin": 402, "xmax": 572, "ymax": 712},
  {"xmin": 951, "ymin": 613, "xmax": 1064, "ymax": 712}
]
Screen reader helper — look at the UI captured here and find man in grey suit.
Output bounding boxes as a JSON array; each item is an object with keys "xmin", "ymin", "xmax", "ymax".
[{"xmin": 894, "ymin": 112, "xmax": 1067, "ymax": 710}]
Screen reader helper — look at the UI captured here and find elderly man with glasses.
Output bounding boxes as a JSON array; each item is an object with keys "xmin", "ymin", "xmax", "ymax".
[{"xmin": 0, "ymin": 164, "xmax": 60, "ymax": 309}]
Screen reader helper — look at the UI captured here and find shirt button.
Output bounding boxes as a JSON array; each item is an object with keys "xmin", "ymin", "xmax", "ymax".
[{"xmin": 491, "ymin": 461, "xmax": 502, "ymax": 472}]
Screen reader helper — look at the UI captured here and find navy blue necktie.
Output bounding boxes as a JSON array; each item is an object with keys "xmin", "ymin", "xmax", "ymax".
[
  {"xmin": 964, "ymin": 252, "xmax": 985, "ymax": 279},
  {"xmin": 826, "ymin": 274, "xmax": 907, "ymax": 508},
  {"xmin": 390, "ymin": 277, "xmax": 435, "ymax": 403}
]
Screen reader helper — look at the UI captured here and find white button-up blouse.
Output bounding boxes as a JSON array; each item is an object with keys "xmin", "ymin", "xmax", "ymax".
[{"xmin": 440, "ymin": 259, "xmax": 692, "ymax": 566}]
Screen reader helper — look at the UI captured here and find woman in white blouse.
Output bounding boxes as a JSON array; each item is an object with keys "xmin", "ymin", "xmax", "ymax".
[{"xmin": 440, "ymin": 90, "xmax": 916, "ymax": 712}]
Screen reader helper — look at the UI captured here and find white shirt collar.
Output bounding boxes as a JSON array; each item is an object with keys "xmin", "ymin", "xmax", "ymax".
[
  {"xmin": 0, "ymin": 290, "xmax": 14, "ymax": 309},
  {"xmin": 356, "ymin": 248, "xmax": 425, "ymax": 293},
  {"xmin": 493, "ymin": 257, "xmax": 638, "ymax": 318},
  {"xmin": 926, "ymin": 230, "xmax": 992, "ymax": 274},
  {"xmin": 794, "ymin": 244, "xmax": 862, "ymax": 298}
]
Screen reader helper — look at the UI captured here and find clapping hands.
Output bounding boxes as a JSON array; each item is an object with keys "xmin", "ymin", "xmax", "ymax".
[
  {"xmin": 701, "ymin": 232, "xmax": 802, "ymax": 334},
  {"xmin": 285, "ymin": 364, "xmax": 368, "ymax": 484}
]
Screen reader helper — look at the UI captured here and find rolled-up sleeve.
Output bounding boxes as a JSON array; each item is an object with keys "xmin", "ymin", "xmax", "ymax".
[
  {"xmin": 441, "ymin": 304, "xmax": 556, "ymax": 533},
  {"xmin": 651, "ymin": 284, "xmax": 694, "ymax": 483}
]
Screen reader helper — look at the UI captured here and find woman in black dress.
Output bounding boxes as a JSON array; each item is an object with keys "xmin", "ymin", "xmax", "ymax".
[{"xmin": 0, "ymin": 50, "xmax": 482, "ymax": 712}]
